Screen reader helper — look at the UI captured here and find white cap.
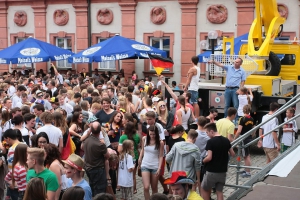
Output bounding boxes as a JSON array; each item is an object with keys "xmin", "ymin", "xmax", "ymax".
[{"xmin": 152, "ymin": 96, "xmax": 160, "ymax": 103}]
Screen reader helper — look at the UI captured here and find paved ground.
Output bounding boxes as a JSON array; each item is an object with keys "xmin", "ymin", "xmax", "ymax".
[{"xmin": 114, "ymin": 145, "xmax": 267, "ymax": 200}]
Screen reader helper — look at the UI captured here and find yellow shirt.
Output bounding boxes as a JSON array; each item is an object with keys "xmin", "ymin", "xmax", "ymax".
[
  {"xmin": 187, "ymin": 190, "xmax": 204, "ymax": 200},
  {"xmin": 182, "ymin": 131, "xmax": 188, "ymax": 141},
  {"xmin": 216, "ymin": 118, "xmax": 235, "ymax": 138}
]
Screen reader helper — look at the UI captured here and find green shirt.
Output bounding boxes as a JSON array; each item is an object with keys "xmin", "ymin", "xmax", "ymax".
[
  {"xmin": 119, "ymin": 133, "xmax": 140, "ymax": 160},
  {"xmin": 26, "ymin": 168, "xmax": 59, "ymax": 192}
]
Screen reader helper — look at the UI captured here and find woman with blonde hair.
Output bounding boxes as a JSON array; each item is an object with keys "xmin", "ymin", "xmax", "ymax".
[
  {"xmin": 23, "ymin": 178, "xmax": 47, "ymax": 200},
  {"xmin": 66, "ymin": 90, "xmax": 74, "ymax": 103},
  {"xmin": 156, "ymin": 101, "xmax": 174, "ymax": 142},
  {"xmin": 73, "ymin": 86, "xmax": 81, "ymax": 94},
  {"xmin": 117, "ymin": 95, "xmax": 128, "ymax": 113}
]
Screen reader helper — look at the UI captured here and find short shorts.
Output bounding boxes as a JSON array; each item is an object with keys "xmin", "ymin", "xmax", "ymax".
[
  {"xmin": 188, "ymin": 90, "xmax": 198, "ymax": 104},
  {"xmin": 263, "ymin": 147, "xmax": 279, "ymax": 161},
  {"xmin": 201, "ymin": 172, "xmax": 226, "ymax": 192},
  {"xmin": 141, "ymin": 167, "xmax": 158, "ymax": 174},
  {"xmin": 242, "ymin": 138, "xmax": 252, "ymax": 157}
]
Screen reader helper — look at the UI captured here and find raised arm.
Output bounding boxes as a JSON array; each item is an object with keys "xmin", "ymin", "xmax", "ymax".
[
  {"xmin": 208, "ymin": 60, "xmax": 225, "ymax": 68},
  {"xmin": 161, "ymin": 80, "xmax": 178, "ymax": 101}
]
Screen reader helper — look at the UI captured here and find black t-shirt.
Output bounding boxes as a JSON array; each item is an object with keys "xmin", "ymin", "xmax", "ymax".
[
  {"xmin": 205, "ymin": 136, "xmax": 231, "ymax": 173},
  {"xmin": 95, "ymin": 109, "xmax": 116, "ymax": 126},
  {"xmin": 168, "ymin": 136, "xmax": 185, "ymax": 151},
  {"xmin": 239, "ymin": 115, "xmax": 254, "ymax": 140}
]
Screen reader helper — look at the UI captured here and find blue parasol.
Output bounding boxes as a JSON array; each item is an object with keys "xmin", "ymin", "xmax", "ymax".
[
  {"xmin": 68, "ymin": 35, "xmax": 167, "ymax": 63},
  {"xmin": 0, "ymin": 37, "xmax": 73, "ymax": 64}
]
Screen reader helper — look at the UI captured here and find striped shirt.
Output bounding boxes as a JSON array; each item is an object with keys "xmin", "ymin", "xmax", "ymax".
[
  {"xmin": 7, "ymin": 143, "xmax": 18, "ymax": 172},
  {"xmin": 5, "ymin": 165, "xmax": 27, "ymax": 191}
]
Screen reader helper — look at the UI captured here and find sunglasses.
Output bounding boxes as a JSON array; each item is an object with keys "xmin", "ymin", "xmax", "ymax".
[{"xmin": 160, "ymin": 105, "xmax": 166, "ymax": 108}]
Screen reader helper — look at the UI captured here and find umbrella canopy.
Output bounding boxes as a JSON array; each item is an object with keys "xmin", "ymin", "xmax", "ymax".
[
  {"xmin": 68, "ymin": 35, "xmax": 167, "ymax": 63},
  {"xmin": 0, "ymin": 37, "xmax": 73, "ymax": 64},
  {"xmin": 198, "ymin": 33, "xmax": 248, "ymax": 63}
]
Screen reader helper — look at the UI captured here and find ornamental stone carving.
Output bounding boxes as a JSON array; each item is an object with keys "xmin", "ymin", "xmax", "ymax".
[
  {"xmin": 14, "ymin": 11, "xmax": 27, "ymax": 27},
  {"xmin": 206, "ymin": 4, "xmax": 228, "ymax": 24},
  {"xmin": 97, "ymin": 9, "xmax": 114, "ymax": 25},
  {"xmin": 150, "ymin": 7, "xmax": 166, "ymax": 25},
  {"xmin": 278, "ymin": 3, "xmax": 288, "ymax": 19},
  {"xmin": 53, "ymin": 10, "xmax": 69, "ymax": 26}
]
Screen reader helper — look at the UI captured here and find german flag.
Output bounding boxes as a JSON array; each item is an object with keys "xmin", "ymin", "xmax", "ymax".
[{"xmin": 148, "ymin": 54, "xmax": 174, "ymax": 75}]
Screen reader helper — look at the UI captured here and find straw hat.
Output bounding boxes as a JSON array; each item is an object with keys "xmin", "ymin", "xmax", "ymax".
[{"xmin": 62, "ymin": 154, "xmax": 85, "ymax": 171}]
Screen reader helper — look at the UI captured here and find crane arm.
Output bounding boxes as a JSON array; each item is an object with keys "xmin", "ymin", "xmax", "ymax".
[{"xmin": 248, "ymin": 0, "xmax": 286, "ymax": 57}]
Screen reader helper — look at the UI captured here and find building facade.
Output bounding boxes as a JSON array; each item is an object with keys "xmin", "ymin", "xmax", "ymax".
[{"xmin": 0, "ymin": 0, "xmax": 297, "ymax": 83}]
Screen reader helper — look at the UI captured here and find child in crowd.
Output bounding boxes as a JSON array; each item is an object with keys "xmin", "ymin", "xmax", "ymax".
[
  {"xmin": 118, "ymin": 140, "xmax": 135, "ymax": 200},
  {"xmin": 237, "ymin": 87, "xmax": 253, "ymax": 121},
  {"xmin": 282, "ymin": 107, "xmax": 298, "ymax": 152}
]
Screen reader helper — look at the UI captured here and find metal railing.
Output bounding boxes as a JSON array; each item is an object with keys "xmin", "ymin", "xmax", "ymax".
[{"xmin": 225, "ymin": 92, "xmax": 300, "ymax": 199}]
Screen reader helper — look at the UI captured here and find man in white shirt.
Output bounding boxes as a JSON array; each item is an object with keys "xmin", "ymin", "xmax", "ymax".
[
  {"xmin": 2, "ymin": 98, "xmax": 12, "ymax": 113},
  {"xmin": 58, "ymin": 95, "xmax": 73, "ymax": 118},
  {"xmin": 3, "ymin": 107, "xmax": 22, "ymax": 132},
  {"xmin": 47, "ymin": 80, "xmax": 58, "ymax": 98},
  {"xmin": 11, "ymin": 85, "xmax": 27, "ymax": 109},
  {"xmin": 36, "ymin": 112, "xmax": 63, "ymax": 153},
  {"xmin": 6, "ymin": 81, "xmax": 16, "ymax": 98},
  {"xmin": 258, "ymin": 102, "xmax": 280, "ymax": 163}
]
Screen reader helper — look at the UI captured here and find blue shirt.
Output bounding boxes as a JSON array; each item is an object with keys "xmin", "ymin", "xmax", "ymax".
[
  {"xmin": 67, "ymin": 179, "xmax": 92, "ymax": 200},
  {"xmin": 224, "ymin": 65, "xmax": 246, "ymax": 87}
]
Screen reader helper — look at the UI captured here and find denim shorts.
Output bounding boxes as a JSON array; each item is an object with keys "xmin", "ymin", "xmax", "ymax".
[
  {"xmin": 141, "ymin": 167, "xmax": 158, "ymax": 174},
  {"xmin": 188, "ymin": 90, "xmax": 198, "ymax": 104}
]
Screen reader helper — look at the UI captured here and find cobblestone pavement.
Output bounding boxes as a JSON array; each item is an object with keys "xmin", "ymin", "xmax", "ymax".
[{"xmin": 113, "ymin": 146, "xmax": 267, "ymax": 200}]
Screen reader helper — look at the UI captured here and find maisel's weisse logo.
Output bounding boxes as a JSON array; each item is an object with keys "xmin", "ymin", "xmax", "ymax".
[
  {"xmin": 20, "ymin": 48, "xmax": 41, "ymax": 56},
  {"xmin": 0, "ymin": 58, "xmax": 7, "ymax": 64},
  {"xmin": 131, "ymin": 44, "xmax": 152, "ymax": 51},
  {"xmin": 101, "ymin": 54, "xmax": 129, "ymax": 61},
  {"xmin": 82, "ymin": 47, "xmax": 101, "ymax": 56},
  {"xmin": 73, "ymin": 57, "xmax": 90, "ymax": 63},
  {"xmin": 54, "ymin": 54, "xmax": 72, "ymax": 60}
]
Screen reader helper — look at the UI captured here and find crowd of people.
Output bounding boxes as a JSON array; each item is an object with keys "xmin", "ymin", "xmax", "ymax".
[{"xmin": 0, "ymin": 55, "xmax": 297, "ymax": 200}]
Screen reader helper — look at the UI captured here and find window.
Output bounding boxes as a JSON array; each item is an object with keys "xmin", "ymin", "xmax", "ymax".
[
  {"xmin": 16, "ymin": 37, "xmax": 32, "ymax": 68},
  {"xmin": 56, "ymin": 38, "xmax": 72, "ymax": 68},
  {"xmin": 98, "ymin": 38, "xmax": 116, "ymax": 70},
  {"xmin": 280, "ymin": 54, "xmax": 295, "ymax": 65},
  {"xmin": 149, "ymin": 37, "xmax": 170, "ymax": 70}
]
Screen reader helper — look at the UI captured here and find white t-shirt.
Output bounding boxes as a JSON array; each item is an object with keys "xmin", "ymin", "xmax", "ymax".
[
  {"xmin": 281, "ymin": 117, "xmax": 298, "ymax": 146},
  {"xmin": 132, "ymin": 94, "xmax": 139, "ymax": 107},
  {"xmin": 36, "ymin": 125, "xmax": 63, "ymax": 146},
  {"xmin": 117, "ymin": 153, "xmax": 134, "ymax": 187},
  {"xmin": 11, "ymin": 94, "xmax": 22, "ymax": 109},
  {"xmin": 261, "ymin": 114, "xmax": 278, "ymax": 148},
  {"xmin": 146, "ymin": 123, "xmax": 165, "ymax": 141},
  {"xmin": 82, "ymin": 129, "xmax": 111, "ymax": 147},
  {"xmin": 157, "ymin": 80, "xmax": 162, "ymax": 89},
  {"xmin": 7, "ymin": 85, "xmax": 16, "ymax": 97},
  {"xmin": 60, "ymin": 103, "xmax": 73, "ymax": 117},
  {"xmin": 238, "ymin": 95, "xmax": 253, "ymax": 116},
  {"xmin": 138, "ymin": 108, "xmax": 155, "ymax": 119}
]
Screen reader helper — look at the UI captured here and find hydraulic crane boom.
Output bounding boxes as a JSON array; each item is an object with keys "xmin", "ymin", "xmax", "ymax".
[{"xmin": 248, "ymin": 0, "xmax": 286, "ymax": 72}]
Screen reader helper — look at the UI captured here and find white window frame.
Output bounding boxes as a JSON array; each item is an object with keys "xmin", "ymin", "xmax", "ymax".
[
  {"xmin": 98, "ymin": 38, "xmax": 117, "ymax": 70},
  {"xmin": 149, "ymin": 37, "xmax": 170, "ymax": 71},
  {"xmin": 55, "ymin": 37, "xmax": 72, "ymax": 68}
]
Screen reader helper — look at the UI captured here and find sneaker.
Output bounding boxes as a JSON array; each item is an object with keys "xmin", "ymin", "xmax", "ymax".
[
  {"xmin": 239, "ymin": 170, "xmax": 246, "ymax": 175},
  {"xmin": 241, "ymin": 172, "xmax": 251, "ymax": 178}
]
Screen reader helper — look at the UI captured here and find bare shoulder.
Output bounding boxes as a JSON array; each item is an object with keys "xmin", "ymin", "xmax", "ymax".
[{"xmin": 188, "ymin": 67, "xmax": 197, "ymax": 73}]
